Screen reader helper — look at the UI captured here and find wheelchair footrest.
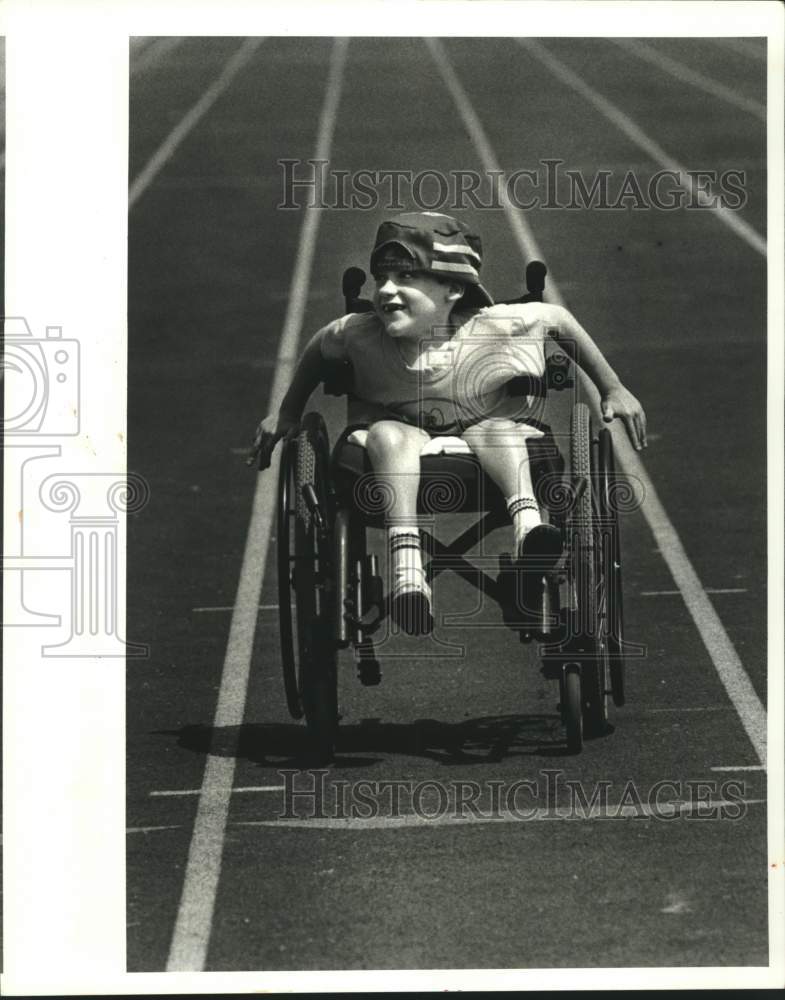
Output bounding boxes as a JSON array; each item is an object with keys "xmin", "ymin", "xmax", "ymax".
[
  {"xmin": 345, "ymin": 555, "xmax": 385, "ymax": 641},
  {"xmin": 497, "ymin": 554, "xmax": 560, "ymax": 639}
]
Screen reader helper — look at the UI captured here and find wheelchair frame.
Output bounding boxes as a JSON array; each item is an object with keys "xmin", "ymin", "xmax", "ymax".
[{"xmin": 270, "ymin": 263, "xmax": 626, "ymax": 759}]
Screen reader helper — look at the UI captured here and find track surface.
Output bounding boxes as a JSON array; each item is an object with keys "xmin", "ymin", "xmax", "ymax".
[{"xmin": 127, "ymin": 37, "xmax": 768, "ymax": 972}]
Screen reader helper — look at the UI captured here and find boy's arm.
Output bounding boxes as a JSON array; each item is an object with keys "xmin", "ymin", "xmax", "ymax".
[
  {"xmin": 279, "ymin": 330, "xmax": 331, "ymax": 420},
  {"xmin": 545, "ymin": 305, "xmax": 648, "ymax": 451},
  {"xmin": 246, "ymin": 328, "xmax": 333, "ymax": 468}
]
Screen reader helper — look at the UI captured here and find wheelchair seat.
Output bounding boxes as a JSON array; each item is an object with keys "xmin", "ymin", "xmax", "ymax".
[{"xmin": 330, "ymin": 420, "xmax": 565, "ymax": 521}]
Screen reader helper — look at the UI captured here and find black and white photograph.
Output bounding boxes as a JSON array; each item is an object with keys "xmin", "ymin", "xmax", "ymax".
[{"xmin": 3, "ymin": 0, "xmax": 784, "ymax": 994}]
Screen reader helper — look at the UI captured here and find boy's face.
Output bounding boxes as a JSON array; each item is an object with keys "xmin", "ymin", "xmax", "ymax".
[{"xmin": 372, "ymin": 269, "xmax": 461, "ymax": 340}]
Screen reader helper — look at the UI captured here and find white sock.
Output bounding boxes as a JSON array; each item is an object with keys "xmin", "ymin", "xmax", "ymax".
[
  {"xmin": 388, "ymin": 527, "xmax": 425, "ymax": 584},
  {"xmin": 506, "ymin": 494, "xmax": 542, "ymax": 550}
]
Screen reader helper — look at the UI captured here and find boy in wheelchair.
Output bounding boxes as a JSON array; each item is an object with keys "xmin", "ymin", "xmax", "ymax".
[{"xmin": 249, "ymin": 211, "xmax": 646, "ymax": 636}]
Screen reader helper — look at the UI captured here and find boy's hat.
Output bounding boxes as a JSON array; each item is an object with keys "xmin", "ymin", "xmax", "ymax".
[{"xmin": 370, "ymin": 211, "xmax": 493, "ymax": 309}]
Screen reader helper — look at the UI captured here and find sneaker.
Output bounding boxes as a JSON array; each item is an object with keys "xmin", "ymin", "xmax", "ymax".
[
  {"xmin": 516, "ymin": 524, "xmax": 563, "ymax": 573},
  {"xmin": 390, "ymin": 568, "xmax": 433, "ymax": 636}
]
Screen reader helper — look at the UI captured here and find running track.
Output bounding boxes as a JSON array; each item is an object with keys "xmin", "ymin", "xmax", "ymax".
[{"xmin": 126, "ymin": 36, "xmax": 773, "ymax": 974}]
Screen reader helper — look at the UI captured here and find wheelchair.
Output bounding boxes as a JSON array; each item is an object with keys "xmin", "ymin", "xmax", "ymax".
[{"xmin": 271, "ymin": 262, "xmax": 626, "ymax": 760}]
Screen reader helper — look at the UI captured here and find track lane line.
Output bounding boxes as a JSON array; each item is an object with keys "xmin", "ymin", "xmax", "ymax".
[
  {"xmin": 612, "ymin": 38, "xmax": 765, "ymax": 122},
  {"xmin": 164, "ymin": 37, "xmax": 348, "ymax": 973},
  {"xmin": 151, "ymin": 786, "xmax": 284, "ymax": 797},
  {"xmin": 516, "ymin": 38, "xmax": 766, "ymax": 257},
  {"xmin": 130, "ymin": 36, "xmax": 185, "ymax": 76},
  {"xmin": 641, "ymin": 588, "xmax": 748, "ymax": 596},
  {"xmin": 129, "ymin": 37, "xmax": 264, "ymax": 210},
  {"xmin": 644, "ymin": 707, "xmax": 736, "ymax": 714},
  {"xmin": 425, "ymin": 37, "xmax": 767, "ymax": 768},
  {"xmin": 127, "ymin": 825, "xmax": 182, "ymax": 835},
  {"xmin": 711, "ymin": 766, "xmax": 765, "ymax": 772},
  {"xmin": 715, "ymin": 38, "xmax": 768, "ymax": 63},
  {"xmin": 236, "ymin": 798, "xmax": 766, "ymax": 830}
]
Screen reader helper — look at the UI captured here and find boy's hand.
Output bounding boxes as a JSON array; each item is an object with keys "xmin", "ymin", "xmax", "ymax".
[
  {"xmin": 246, "ymin": 413, "xmax": 299, "ymax": 469},
  {"xmin": 600, "ymin": 385, "xmax": 648, "ymax": 451}
]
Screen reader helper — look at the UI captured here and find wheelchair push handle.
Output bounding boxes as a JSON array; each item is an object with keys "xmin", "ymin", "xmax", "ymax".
[
  {"xmin": 342, "ymin": 267, "xmax": 374, "ymax": 314},
  {"xmin": 498, "ymin": 259, "xmax": 548, "ymax": 305},
  {"xmin": 524, "ymin": 260, "xmax": 547, "ymax": 301}
]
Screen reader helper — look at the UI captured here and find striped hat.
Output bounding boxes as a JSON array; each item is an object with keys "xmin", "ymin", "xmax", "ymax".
[{"xmin": 370, "ymin": 211, "xmax": 493, "ymax": 309}]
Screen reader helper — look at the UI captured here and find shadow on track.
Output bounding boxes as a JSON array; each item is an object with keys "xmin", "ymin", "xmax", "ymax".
[{"xmin": 155, "ymin": 713, "xmax": 596, "ymax": 769}]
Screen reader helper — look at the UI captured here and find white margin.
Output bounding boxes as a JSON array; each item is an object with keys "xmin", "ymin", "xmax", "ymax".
[{"xmin": 2, "ymin": 0, "xmax": 783, "ymax": 995}]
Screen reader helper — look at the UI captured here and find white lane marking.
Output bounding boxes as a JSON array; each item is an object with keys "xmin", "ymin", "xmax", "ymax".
[
  {"xmin": 130, "ymin": 36, "xmax": 184, "ymax": 76},
  {"xmin": 621, "ymin": 446, "xmax": 767, "ymax": 767},
  {"xmin": 711, "ymin": 765, "xmax": 766, "ymax": 772},
  {"xmin": 426, "ymin": 38, "xmax": 768, "ymax": 768},
  {"xmin": 235, "ymin": 798, "xmax": 765, "ymax": 830},
  {"xmin": 165, "ymin": 37, "xmax": 348, "ymax": 974},
  {"xmin": 715, "ymin": 38, "xmax": 767, "ymax": 63},
  {"xmin": 644, "ymin": 706, "xmax": 734, "ymax": 713},
  {"xmin": 151, "ymin": 786, "xmax": 284, "ymax": 797},
  {"xmin": 661, "ymin": 893, "xmax": 692, "ymax": 914},
  {"xmin": 192, "ymin": 604, "xmax": 278, "ymax": 613},
  {"xmin": 613, "ymin": 39, "xmax": 765, "ymax": 122},
  {"xmin": 129, "ymin": 37, "xmax": 263, "ymax": 209},
  {"xmin": 127, "ymin": 825, "xmax": 183, "ymax": 834},
  {"xmin": 641, "ymin": 588, "xmax": 748, "ymax": 596},
  {"xmin": 516, "ymin": 38, "xmax": 766, "ymax": 257}
]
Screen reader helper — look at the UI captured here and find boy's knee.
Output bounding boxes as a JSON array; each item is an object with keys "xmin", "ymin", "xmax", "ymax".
[
  {"xmin": 463, "ymin": 417, "xmax": 518, "ymax": 447},
  {"xmin": 366, "ymin": 420, "xmax": 415, "ymax": 455}
]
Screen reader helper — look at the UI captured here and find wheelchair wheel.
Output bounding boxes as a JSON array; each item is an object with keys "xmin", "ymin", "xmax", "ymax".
[
  {"xmin": 569, "ymin": 403, "xmax": 608, "ymax": 739},
  {"xmin": 277, "ymin": 436, "xmax": 302, "ymax": 719},
  {"xmin": 278, "ymin": 412, "xmax": 339, "ymax": 760},
  {"xmin": 598, "ymin": 428, "xmax": 625, "ymax": 706}
]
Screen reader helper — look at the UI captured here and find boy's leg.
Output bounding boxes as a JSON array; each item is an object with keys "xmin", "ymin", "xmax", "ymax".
[
  {"xmin": 364, "ymin": 420, "xmax": 433, "ymax": 634},
  {"xmin": 461, "ymin": 417, "xmax": 561, "ymax": 563},
  {"xmin": 365, "ymin": 419, "xmax": 431, "ymax": 522}
]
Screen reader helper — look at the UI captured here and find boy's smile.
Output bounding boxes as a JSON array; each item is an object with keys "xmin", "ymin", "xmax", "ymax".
[{"xmin": 373, "ymin": 269, "xmax": 461, "ymax": 341}]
